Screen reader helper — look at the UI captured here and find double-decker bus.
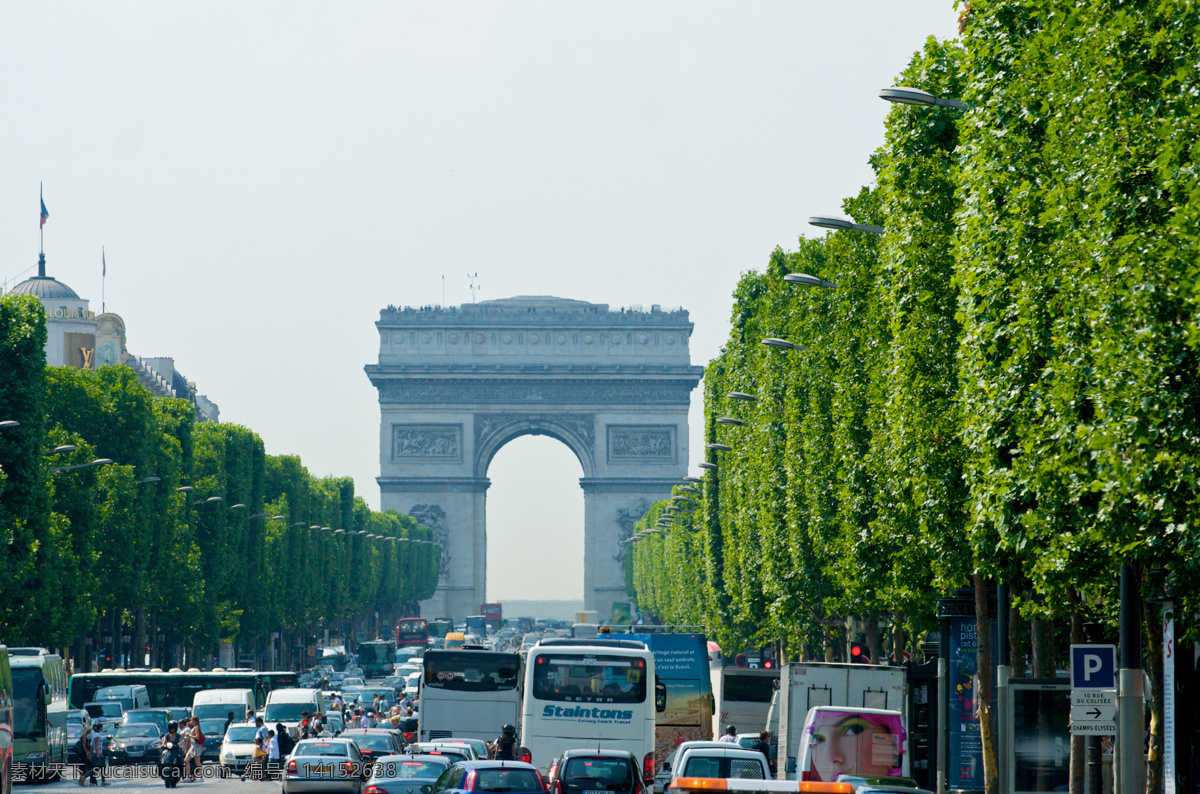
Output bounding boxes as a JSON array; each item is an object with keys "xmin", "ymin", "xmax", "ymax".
[
  {"xmin": 480, "ymin": 603, "xmax": 503, "ymax": 630},
  {"xmin": 67, "ymin": 669, "xmax": 299, "ymax": 711},
  {"xmin": 396, "ymin": 618, "xmax": 430, "ymax": 649},
  {"xmin": 521, "ymin": 638, "xmax": 660, "ymax": 775},
  {"xmin": 419, "ymin": 649, "xmax": 523, "ymax": 743}
]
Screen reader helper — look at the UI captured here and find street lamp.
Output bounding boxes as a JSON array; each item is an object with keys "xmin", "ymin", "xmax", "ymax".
[
  {"xmin": 727, "ymin": 391, "xmax": 756, "ymax": 402},
  {"xmin": 334, "ymin": 529, "xmax": 345, "ymax": 535},
  {"xmin": 0, "ymin": 420, "xmax": 19, "ymax": 430},
  {"xmin": 784, "ymin": 273, "xmax": 837, "ymax": 289},
  {"xmin": 250, "ymin": 512, "xmax": 269, "ymax": 519},
  {"xmin": 176, "ymin": 486, "xmax": 194, "ymax": 493},
  {"xmin": 229, "ymin": 504, "xmax": 246, "ymax": 511},
  {"xmin": 706, "ymin": 443, "xmax": 732, "ymax": 452},
  {"xmin": 136, "ymin": 476, "xmax": 161, "ymax": 485},
  {"xmin": 679, "ymin": 486, "xmax": 699, "ymax": 494},
  {"xmin": 683, "ymin": 476, "xmax": 702, "ymax": 483},
  {"xmin": 808, "ymin": 215, "xmax": 884, "ymax": 234},
  {"xmin": 716, "ymin": 417, "xmax": 746, "ymax": 427},
  {"xmin": 879, "ymin": 86, "xmax": 967, "ymax": 111},
  {"xmin": 290, "ymin": 521, "xmax": 306, "ymax": 527},
  {"xmin": 698, "ymin": 462, "xmax": 717, "ymax": 470},
  {"xmin": 51, "ymin": 457, "xmax": 114, "ymax": 474},
  {"xmin": 761, "ymin": 338, "xmax": 805, "ymax": 351},
  {"xmin": 194, "ymin": 496, "xmax": 223, "ymax": 505},
  {"xmin": 44, "ymin": 444, "xmax": 77, "ymax": 456}
]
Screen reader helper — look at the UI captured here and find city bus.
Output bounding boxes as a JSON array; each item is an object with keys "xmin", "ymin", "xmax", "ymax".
[
  {"xmin": 9, "ymin": 649, "xmax": 68, "ymax": 780},
  {"xmin": 521, "ymin": 639, "xmax": 660, "ymax": 775},
  {"xmin": 67, "ymin": 669, "xmax": 299, "ymax": 711},
  {"xmin": 358, "ymin": 640, "xmax": 395, "ymax": 679},
  {"xmin": 419, "ymin": 649, "xmax": 522, "ymax": 743},
  {"xmin": 481, "ymin": 603, "xmax": 503, "ymax": 631},
  {"xmin": 396, "ymin": 618, "xmax": 430, "ymax": 649}
]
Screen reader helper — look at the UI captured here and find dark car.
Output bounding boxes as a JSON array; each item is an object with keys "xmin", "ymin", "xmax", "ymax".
[
  {"xmin": 122, "ymin": 708, "xmax": 173, "ymax": 735},
  {"xmin": 106, "ymin": 723, "xmax": 165, "ymax": 765},
  {"xmin": 364, "ymin": 754, "xmax": 454, "ymax": 794},
  {"xmin": 198, "ymin": 718, "xmax": 229, "ymax": 764},
  {"xmin": 547, "ymin": 750, "xmax": 646, "ymax": 794},
  {"xmin": 404, "ymin": 744, "xmax": 472, "ymax": 766},
  {"xmin": 343, "ymin": 728, "xmax": 406, "ymax": 767},
  {"xmin": 432, "ymin": 761, "xmax": 547, "ymax": 794}
]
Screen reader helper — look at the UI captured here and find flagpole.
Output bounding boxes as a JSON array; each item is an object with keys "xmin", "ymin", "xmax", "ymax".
[
  {"xmin": 39, "ymin": 182, "xmax": 44, "ymax": 256},
  {"xmin": 102, "ymin": 247, "xmax": 106, "ymax": 314}
]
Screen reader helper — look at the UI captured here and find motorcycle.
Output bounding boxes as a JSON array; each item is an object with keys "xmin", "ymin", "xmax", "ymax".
[{"xmin": 159, "ymin": 740, "xmax": 185, "ymax": 788}]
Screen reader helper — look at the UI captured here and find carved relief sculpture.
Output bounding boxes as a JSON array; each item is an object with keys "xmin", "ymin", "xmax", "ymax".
[
  {"xmin": 608, "ymin": 427, "xmax": 675, "ymax": 460},
  {"xmin": 612, "ymin": 498, "xmax": 649, "ymax": 568},
  {"xmin": 393, "ymin": 425, "xmax": 462, "ymax": 460},
  {"xmin": 409, "ymin": 504, "xmax": 452, "ymax": 581}
]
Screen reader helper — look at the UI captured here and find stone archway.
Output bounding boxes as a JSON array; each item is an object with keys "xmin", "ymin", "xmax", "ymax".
[{"xmin": 365, "ymin": 296, "xmax": 703, "ymax": 619}]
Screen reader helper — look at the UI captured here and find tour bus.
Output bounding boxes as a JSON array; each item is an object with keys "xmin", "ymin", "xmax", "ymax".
[
  {"xmin": 419, "ymin": 648, "xmax": 523, "ymax": 743},
  {"xmin": 68, "ymin": 669, "xmax": 299, "ymax": 711},
  {"xmin": 396, "ymin": 618, "xmax": 430, "ymax": 649},
  {"xmin": 711, "ymin": 667, "xmax": 778, "ymax": 740},
  {"xmin": 358, "ymin": 640, "xmax": 395, "ymax": 679},
  {"xmin": 521, "ymin": 638, "xmax": 661, "ymax": 776},
  {"xmin": 0, "ymin": 648, "xmax": 13, "ymax": 794},
  {"xmin": 9, "ymin": 648, "xmax": 68, "ymax": 780}
]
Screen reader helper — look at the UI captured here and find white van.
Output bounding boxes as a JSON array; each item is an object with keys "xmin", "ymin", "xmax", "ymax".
[
  {"xmin": 93, "ymin": 684, "xmax": 150, "ymax": 711},
  {"xmin": 263, "ymin": 688, "xmax": 327, "ymax": 737},
  {"xmin": 192, "ymin": 689, "xmax": 256, "ymax": 722},
  {"xmin": 795, "ymin": 706, "xmax": 908, "ymax": 782}
]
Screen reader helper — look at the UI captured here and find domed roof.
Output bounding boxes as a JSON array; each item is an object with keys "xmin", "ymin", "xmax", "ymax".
[{"xmin": 9, "ymin": 276, "xmax": 80, "ymax": 300}]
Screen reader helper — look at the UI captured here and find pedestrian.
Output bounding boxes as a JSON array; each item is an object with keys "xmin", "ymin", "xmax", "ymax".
[
  {"xmin": 275, "ymin": 723, "xmax": 294, "ymax": 759},
  {"xmin": 224, "ymin": 711, "xmax": 235, "ymax": 736},
  {"xmin": 719, "ymin": 725, "xmax": 738, "ymax": 743},
  {"xmin": 311, "ymin": 711, "xmax": 323, "ymax": 736},
  {"xmin": 87, "ymin": 722, "xmax": 110, "ymax": 786},
  {"xmin": 752, "ymin": 730, "xmax": 772, "ymax": 773},
  {"xmin": 492, "ymin": 724, "xmax": 517, "ymax": 761},
  {"xmin": 267, "ymin": 730, "xmax": 280, "ymax": 778},
  {"xmin": 185, "ymin": 717, "xmax": 205, "ymax": 781}
]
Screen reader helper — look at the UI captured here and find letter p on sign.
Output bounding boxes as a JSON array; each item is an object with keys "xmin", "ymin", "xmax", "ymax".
[{"xmin": 1071, "ymin": 644, "xmax": 1117, "ymax": 689}]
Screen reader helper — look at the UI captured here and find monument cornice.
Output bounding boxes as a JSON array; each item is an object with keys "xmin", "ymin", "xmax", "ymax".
[
  {"xmin": 365, "ymin": 363, "xmax": 705, "ymax": 380},
  {"xmin": 378, "ymin": 305, "xmax": 693, "ymax": 328},
  {"xmin": 371, "ymin": 376, "xmax": 702, "ymax": 406},
  {"xmin": 378, "ymin": 476, "xmax": 492, "ymax": 493}
]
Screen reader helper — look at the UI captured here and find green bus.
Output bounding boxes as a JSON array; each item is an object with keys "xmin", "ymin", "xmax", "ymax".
[
  {"xmin": 9, "ymin": 648, "xmax": 68, "ymax": 781},
  {"xmin": 68, "ymin": 669, "xmax": 300, "ymax": 712}
]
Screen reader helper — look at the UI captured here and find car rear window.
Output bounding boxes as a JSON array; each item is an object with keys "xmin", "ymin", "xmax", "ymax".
[
  {"xmin": 296, "ymin": 741, "xmax": 349, "ymax": 757},
  {"xmin": 351, "ymin": 735, "xmax": 394, "ymax": 751},
  {"xmin": 373, "ymin": 760, "xmax": 448, "ymax": 780},
  {"xmin": 564, "ymin": 758, "xmax": 632, "ymax": 785},
  {"xmin": 476, "ymin": 768, "xmax": 543, "ymax": 792},
  {"xmin": 682, "ymin": 757, "xmax": 719, "ymax": 778},
  {"xmin": 729, "ymin": 759, "xmax": 765, "ymax": 779}
]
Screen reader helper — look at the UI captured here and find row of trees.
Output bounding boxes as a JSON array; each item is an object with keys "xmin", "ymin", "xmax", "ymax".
[
  {"xmin": 0, "ymin": 292, "xmax": 440, "ymax": 670},
  {"xmin": 629, "ymin": 4, "xmax": 1200, "ymax": 792}
]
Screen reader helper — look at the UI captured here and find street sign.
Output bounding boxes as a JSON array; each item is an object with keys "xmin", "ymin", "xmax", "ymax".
[
  {"xmin": 1070, "ymin": 688, "xmax": 1117, "ymax": 735},
  {"xmin": 1071, "ymin": 644, "xmax": 1116, "ymax": 689},
  {"xmin": 734, "ymin": 653, "xmax": 748, "ymax": 668}
]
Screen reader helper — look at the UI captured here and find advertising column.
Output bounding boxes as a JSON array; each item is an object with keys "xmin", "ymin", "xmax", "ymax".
[{"xmin": 938, "ymin": 592, "xmax": 997, "ymax": 794}]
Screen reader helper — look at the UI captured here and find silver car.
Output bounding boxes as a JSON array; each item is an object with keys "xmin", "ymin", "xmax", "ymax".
[
  {"xmin": 283, "ymin": 738, "xmax": 368, "ymax": 794},
  {"xmin": 364, "ymin": 754, "xmax": 452, "ymax": 794}
]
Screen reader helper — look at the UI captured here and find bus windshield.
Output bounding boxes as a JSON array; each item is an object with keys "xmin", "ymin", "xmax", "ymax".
[
  {"xmin": 360, "ymin": 644, "xmax": 393, "ymax": 666},
  {"xmin": 424, "ymin": 652, "xmax": 520, "ymax": 692},
  {"xmin": 13, "ymin": 668, "xmax": 45, "ymax": 739},
  {"xmin": 531, "ymin": 654, "xmax": 647, "ymax": 704},
  {"xmin": 397, "ymin": 620, "xmax": 428, "ymax": 644}
]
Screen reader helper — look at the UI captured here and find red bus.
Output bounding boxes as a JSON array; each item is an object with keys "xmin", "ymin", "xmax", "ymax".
[
  {"xmin": 480, "ymin": 603, "xmax": 502, "ymax": 629},
  {"xmin": 396, "ymin": 618, "xmax": 430, "ymax": 649}
]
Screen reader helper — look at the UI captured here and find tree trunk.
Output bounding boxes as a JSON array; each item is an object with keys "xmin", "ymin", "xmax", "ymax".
[
  {"xmin": 974, "ymin": 573, "xmax": 998, "ymax": 794},
  {"xmin": 891, "ymin": 610, "xmax": 907, "ymax": 662},
  {"xmin": 1031, "ymin": 617, "xmax": 1056, "ymax": 678},
  {"xmin": 1069, "ymin": 610, "xmax": 1086, "ymax": 794},
  {"xmin": 1142, "ymin": 592, "xmax": 1163, "ymax": 794},
  {"xmin": 1010, "ymin": 598, "xmax": 1028, "ymax": 678}
]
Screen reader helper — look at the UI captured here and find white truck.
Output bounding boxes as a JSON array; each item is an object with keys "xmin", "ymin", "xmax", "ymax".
[
  {"xmin": 775, "ymin": 662, "xmax": 905, "ymax": 780},
  {"xmin": 710, "ymin": 667, "xmax": 778, "ymax": 740}
]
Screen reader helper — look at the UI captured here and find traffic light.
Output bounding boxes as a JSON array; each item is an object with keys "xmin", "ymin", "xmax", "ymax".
[{"xmin": 849, "ymin": 642, "xmax": 869, "ymax": 664}]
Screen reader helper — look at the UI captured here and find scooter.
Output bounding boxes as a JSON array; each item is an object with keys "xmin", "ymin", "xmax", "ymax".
[{"xmin": 159, "ymin": 741, "xmax": 185, "ymax": 788}]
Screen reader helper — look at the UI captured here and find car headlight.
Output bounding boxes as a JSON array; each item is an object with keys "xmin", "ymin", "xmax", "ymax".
[{"xmin": 109, "ymin": 741, "xmax": 126, "ymax": 752}]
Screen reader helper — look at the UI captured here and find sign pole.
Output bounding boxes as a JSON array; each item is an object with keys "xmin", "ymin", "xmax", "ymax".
[{"xmin": 1116, "ymin": 564, "xmax": 1144, "ymax": 794}]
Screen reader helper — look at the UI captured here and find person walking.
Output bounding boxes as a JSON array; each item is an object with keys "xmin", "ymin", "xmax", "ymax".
[
  {"xmin": 275, "ymin": 723, "xmax": 295, "ymax": 759},
  {"xmin": 87, "ymin": 723, "xmax": 110, "ymax": 786},
  {"xmin": 267, "ymin": 730, "xmax": 280, "ymax": 779}
]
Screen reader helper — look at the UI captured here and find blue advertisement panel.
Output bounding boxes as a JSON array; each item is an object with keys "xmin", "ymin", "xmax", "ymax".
[
  {"xmin": 622, "ymin": 633, "xmax": 714, "ymax": 765},
  {"xmin": 945, "ymin": 616, "xmax": 997, "ymax": 793}
]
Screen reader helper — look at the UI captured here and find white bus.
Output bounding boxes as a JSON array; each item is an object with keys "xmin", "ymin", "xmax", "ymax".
[
  {"xmin": 521, "ymin": 639, "xmax": 660, "ymax": 777},
  {"xmin": 710, "ymin": 667, "xmax": 778, "ymax": 739},
  {"xmin": 419, "ymin": 649, "xmax": 523, "ymax": 743}
]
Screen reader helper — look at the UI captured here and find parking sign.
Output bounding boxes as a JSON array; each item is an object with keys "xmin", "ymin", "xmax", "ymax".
[{"xmin": 1070, "ymin": 644, "xmax": 1116, "ymax": 689}]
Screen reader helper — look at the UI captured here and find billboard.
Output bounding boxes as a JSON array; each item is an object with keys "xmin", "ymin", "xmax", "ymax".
[{"xmin": 622, "ymin": 633, "xmax": 714, "ymax": 765}]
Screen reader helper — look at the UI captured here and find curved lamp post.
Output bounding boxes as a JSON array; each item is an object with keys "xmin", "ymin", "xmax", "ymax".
[
  {"xmin": 879, "ymin": 86, "xmax": 967, "ymax": 111},
  {"xmin": 727, "ymin": 392, "xmax": 756, "ymax": 402},
  {"xmin": 716, "ymin": 417, "xmax": 746, "ymax": 427},
  {"xmin": 808, "ymin": 215, "xmax": 883, "ymax": 235},
  {"xmin": 761, "ymin": 338, "xmax": 806, "ymax": 351},
  {"xmin": 784, "ymin": 273, "xmax": 837, "ymax": 289}
]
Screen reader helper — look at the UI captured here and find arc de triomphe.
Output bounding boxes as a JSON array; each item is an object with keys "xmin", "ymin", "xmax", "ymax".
[{"xmin": 364, "ymin": 296, "xmax": 703, "ymax": 619}]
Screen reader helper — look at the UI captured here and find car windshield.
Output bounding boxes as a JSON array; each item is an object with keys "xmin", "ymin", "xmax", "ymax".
[
  {"xmin": 373, "ymin": 760, "xmax": 448, "ymax": 780},
  {"xmin": 564, "ymin": 758, "xmax": 632, "ymax": 784},
  {"xmin": 476, "ymin": 768, "xmax": 543, "ymax": 792},
  {"xmin": 264, "ymin": 702, "xmax": 314, "ymax": 721},
  {"xmin": 116, "ymin": 725, "xmax": 161, "ymax": 738},
  {"xmin": 200, "ymin": 719, "xmax": 228, "ymax": 736},
  {"xmin": 295, "ymin": 741, "xmax": 350, "ymax": 757},
  {"xmin": 193, "ymin": 703, "xmax": 242, "ymax": 720},
  {"xmin": 225, "ymin": 727, "xmax": 258, "ymax": 743},
  {"xmin": 349, "ymin": 735, "xmax": 394, "ymax": 751}
]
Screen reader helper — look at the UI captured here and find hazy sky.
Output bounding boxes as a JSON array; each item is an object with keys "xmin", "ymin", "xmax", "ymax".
[{"xmin": 1, "ymin": 2, "xmax": 958, "ymax": 601}]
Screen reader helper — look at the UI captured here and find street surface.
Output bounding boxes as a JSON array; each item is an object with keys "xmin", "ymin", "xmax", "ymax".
[{"xmin": 19, "ymin": 768, "xmax": 281, "ymax": 794}]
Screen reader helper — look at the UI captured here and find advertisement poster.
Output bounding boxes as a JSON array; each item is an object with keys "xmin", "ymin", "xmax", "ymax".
[
  {"xmin": 802, "ymin": 709, "xmax": 906, "ymax": 781},
  {"xmin": 624, "ymin": 633, "xmax": 714, "ymax": 765},
  {"xmin": 946, "ymin": 616, "xmax": 997, "ymax": 793}
]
